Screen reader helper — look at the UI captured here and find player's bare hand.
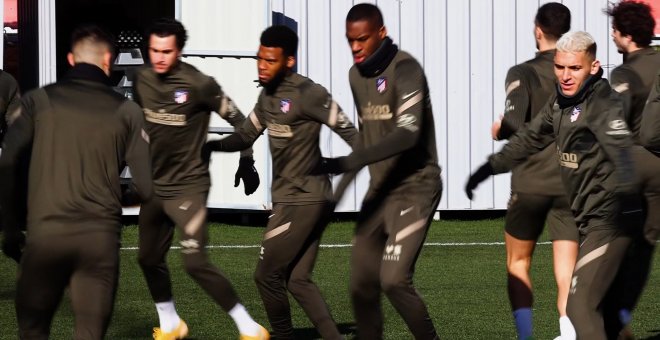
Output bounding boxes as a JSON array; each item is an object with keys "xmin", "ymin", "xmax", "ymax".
[{"xmin": 491, "ymin": 114, "xmax": 504, "ymax": 140}]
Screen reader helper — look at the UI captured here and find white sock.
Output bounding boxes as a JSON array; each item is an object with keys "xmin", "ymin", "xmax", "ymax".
[
  {"xmin": 155, "ymin": 300, "xmax": 181, "ymax": 332},
  {"xmin": 228, "ymin": 303, "xmax": 260, "ymax": 336},
  {"xmin": 559, "ymin": 315, "xmax": 576, "ymax": 340}
]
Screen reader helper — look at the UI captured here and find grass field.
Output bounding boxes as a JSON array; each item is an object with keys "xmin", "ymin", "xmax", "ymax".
[{"xmin": 1, "ymin": 217, "xmax": 659, "ymax": 339}]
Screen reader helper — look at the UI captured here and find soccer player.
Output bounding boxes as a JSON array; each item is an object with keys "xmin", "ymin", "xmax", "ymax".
[
  {"xmin": 605, "ymin": 2, "xmax": 660, "ymax": 335},
  {"xmin": 205, "ymin": 25, "xmax": 358, "ymax": 340},
  {"xmin": 0, "ymin": 25, "xmax": 153, "ymax": 339},
  {"xmin": 489, "ymin": 3, "xmax": 577, "ymax": 339},
  {"xmin": 465, "ymin": 31, "xmax": 643, "ymax": 339},
  {"xmin": 133, "ymin": 18, "xmax": 267, "ymax": 340},
  {"xmin": 319, "ymin": 4, "xmax": 442, "ymax": 339}
]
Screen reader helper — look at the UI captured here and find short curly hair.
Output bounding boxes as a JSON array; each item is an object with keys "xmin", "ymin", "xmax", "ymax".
[
  {"xmin": 605, "ymin": 1, "xmax": 655, "ymax": 47},
  {"xmin": 147, "ymin": 18, "xmax": 188, "ymax": 51}
]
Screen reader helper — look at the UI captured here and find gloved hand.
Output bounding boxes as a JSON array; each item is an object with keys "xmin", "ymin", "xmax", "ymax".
[
  {"xmin": 235, "ymin": 156, "xmax": 260, "ymax": 195},
  {"xmin": 2, "ymin": 230, "xmax": 25, "ymax": 263},
  {"xmin": 465, "ymin": 162, "xmax": 494, "ymax": 200},
  {"xmin": 120, "ymin": 182, "xmax": 142, "ymax": 206}
]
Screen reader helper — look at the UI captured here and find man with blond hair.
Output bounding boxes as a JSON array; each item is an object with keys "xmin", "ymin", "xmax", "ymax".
[
  {"xmin": 489, "ymin": 4, "xmax": 577, "ymax": 339},
  {"xmin": 466, "ymin": 31, "xmax": 642, "ymax": 339}
]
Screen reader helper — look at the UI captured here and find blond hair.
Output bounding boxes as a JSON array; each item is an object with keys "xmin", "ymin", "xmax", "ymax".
[{"xmin": 556, "ymin": 31, "xmax": 597, "ymax": 59}]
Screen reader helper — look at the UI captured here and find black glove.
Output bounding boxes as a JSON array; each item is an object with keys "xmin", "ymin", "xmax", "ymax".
[
  {"xmin": 120, "ymin": 182, "xmax": 142, "ymax": 206},
  {"xmin": 2, "ymin": 230, "xmax": 25, "ymax": 263},
  {"xmin": 235, "ymin": 156, "xmax": 260, "ymax": 195},
  {"xmin": 465, "ymin": 162, "xmax": 494, "ymax": 200}
]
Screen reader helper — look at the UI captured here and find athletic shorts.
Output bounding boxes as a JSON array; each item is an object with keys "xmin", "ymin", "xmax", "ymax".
[{"xmin": 505, "ymin": 192, "xmax": 578, "ymax": 241}]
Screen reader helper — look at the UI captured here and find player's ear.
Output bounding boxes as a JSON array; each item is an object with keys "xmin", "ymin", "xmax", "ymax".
[
  {"xmin": 67, "ymin": 52, "xmax": 75, "ymax": 67},
  {"xmin": 286, "ymin": 55, "xmax": 296, "ymax": 69},
  {"xmin": 378, "ymin": 25, "xmax": 387, "ymax": 40},
  {"xmin": 101, "ymin": 51, "xmax": 113, "ymax": 76},
  {"xmin": 534, "ymin": 26, "xmax": 543, "ymax": 41},
  {"xmin": 591, "ymin": 59, "xmax": 601, "ymax": 74}
]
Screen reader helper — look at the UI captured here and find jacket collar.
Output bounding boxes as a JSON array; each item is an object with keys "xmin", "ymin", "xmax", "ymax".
[{"xmin": 64, "ymin": 63, "xmax": 112, "ymax": 86}]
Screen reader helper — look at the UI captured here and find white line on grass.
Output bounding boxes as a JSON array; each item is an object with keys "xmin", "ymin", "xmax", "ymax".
[{"xmin": 120, "ymin": 241, "xmax": 552, "ymax": 251}]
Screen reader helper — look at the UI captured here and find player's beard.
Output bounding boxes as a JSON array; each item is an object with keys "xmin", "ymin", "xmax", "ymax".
[{"xmin": 260, "ymin": 68, "xmax": 288, "ymax": 94}]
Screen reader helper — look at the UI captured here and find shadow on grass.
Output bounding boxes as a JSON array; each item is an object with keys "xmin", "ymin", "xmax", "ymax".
[
  {"xmin": 641, "ymin": 329, "xmax": 660, "ymax": 340},
  {"xmin": 289, "ymin": 322, "xmax": 356, "ymax": 339},
  {"xmin": 0, "ymin": 288, "xmax": 15, "ymax": 300}
]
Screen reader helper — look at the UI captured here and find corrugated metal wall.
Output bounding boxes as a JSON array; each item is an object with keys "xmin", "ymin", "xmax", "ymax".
[{"xmin": 267, "ymin": 0, "xmax": 622, "ymax": 211}]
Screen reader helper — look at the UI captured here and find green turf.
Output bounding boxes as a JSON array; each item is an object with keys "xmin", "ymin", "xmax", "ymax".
[{"xmin": 1, "ymin": 218, "xmax": 659, "ymax": 339}]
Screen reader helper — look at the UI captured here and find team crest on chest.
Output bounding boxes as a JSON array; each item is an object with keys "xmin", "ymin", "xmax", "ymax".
[
  {"xmin": 280, "ymin": 99, "xmax": 291, "ymax": 113},
  {"xmin": 377, "ymin": 77, "xmax": 387, "ymax": 93},
  {"xmin": 570, "ymin": 106, "xmax": 581, "ymax": 123},
  {"xmin": 174, "ymin": 90, "xmax": 189, "ymax": 104}
]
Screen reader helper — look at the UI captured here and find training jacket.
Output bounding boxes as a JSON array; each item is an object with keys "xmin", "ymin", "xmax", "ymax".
[
  {"xmin": 610, "ymin": 47, "xmax": 660, "ymax": 143},
  {"xmin": 489, "ymin": 71, "xmax": 636, "ymax": 231},
  {"xmin": 133, "ymin": 61, "xmax": 251, "ymax": 198},
  {"xmin": 344, "ymin": 37, "xmax": 441, "ymax": 198},
  {"xmin": 498, "ymin": 50, "xmax": 564, "ymax": 196},
  {"xmin": 209, "ymin": 72, "xmax": 358, "ymax": 204},
  {"xmin": 640, "ymin": 70, "xmax": 660, "ymax": 152},
  {"xmin": 0, "ymin": 63, "xmax": 152, "ymax": 237}
]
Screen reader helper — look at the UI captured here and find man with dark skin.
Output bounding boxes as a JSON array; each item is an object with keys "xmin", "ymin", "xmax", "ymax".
[
  {"xmin": 605, "ymin": 2, "xmax": 660, "ymax": 336},
  {"xmin": 0, "ymin": 25, "xmax": 153, "ymax": 339},
  {"xmin": 133, "ymin": 18, "xmax": 266, "ymax": 340},
  {"xmin": 320, "ymin": 4, "xmax": 442, "ymax": 339},
  {"xmin": 206, "ymin": 25, "xmax": 358, "ymax": 340},
  {"xmin": 466, "ymin": 31, "xmax": 642, "ymax": 339},
  {"xmin": 490, "ymin": 4, "xmax": 577, "ymax": 339}
]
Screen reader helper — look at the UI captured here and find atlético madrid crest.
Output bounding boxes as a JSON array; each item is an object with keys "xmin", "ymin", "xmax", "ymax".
[
  {"xmin": 571, "ymin": 106, "xmax": 581, "ymax": 122},
  {"xmin": 280, "ymin": 99, "xmax": 291, "ymax": 113},
  {"xmin": 174, "ymin": 90, "xmax": 188, "ymax": 104},
  {"xmin": 377, "ymin": 77, "xmax": 387, "ymax": 93}
]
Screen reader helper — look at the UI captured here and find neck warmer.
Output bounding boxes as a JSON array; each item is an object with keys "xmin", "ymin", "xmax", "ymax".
[
  {"xmin": 65, "ymin": 63, "xmax": 111, "ymax": 85},
  {"xmin": 356, "ymin": 37, "xmax": 399, "ymax": 77}
]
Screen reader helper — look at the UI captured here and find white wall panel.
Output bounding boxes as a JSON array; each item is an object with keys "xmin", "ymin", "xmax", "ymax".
[
  {"xmin": 445, "ymin": 0, "xmax": 471, "ymax": 209},
  {"xmin": 562, "ymin": 0, "xmax": 586, "ymax": 32},
  {"xmin": 400, "ymin": 0, "xmax": 425, "ymax": 64},
  {"xmin": 180, "ymin": 0, "xmax": 267, "ymax": 54},
  {"xmin": 492, "ymin": 0, "xmax": 516, "ymax": 208},
  {"xmin": 424, "ymin": 0, "xmax": 449, "ymax": 209},
  {"xmin": 469, "ymin": 0, "xmax": 495, "ymax": 209},
  {"xmin": 377, "ymin": 0, "xmax": 401, "ymax": 45},
  {"xmin": 516, "ymin": 0, "xmax": 539, "ymax": 64}
]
